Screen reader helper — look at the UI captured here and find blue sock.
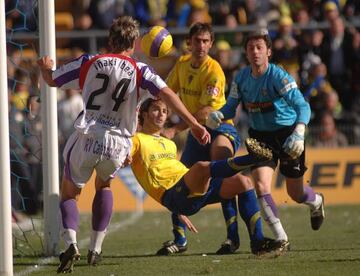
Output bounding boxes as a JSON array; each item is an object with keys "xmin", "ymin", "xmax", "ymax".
[
  {"xmin": 210, "ymin": 155, "xmax": 256, "ymax": 178},
  {"xmin": 221, "ymin": 199, "xmax": 239, "ymax": 244},
  {"xmin": 171, "ymin": 213, "xmax": 187, "ymax": 246},
  {"xmin": 238, "ymin": 189, "xmax": 264, "ymax": 242}
]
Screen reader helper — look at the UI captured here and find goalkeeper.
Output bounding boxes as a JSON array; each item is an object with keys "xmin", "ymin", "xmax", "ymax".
[
  {"xmin": 206, "ymin": 29, "xmax": 325, "ymax": 250},
  {"xmin": 129, "ymin": 98, "xmax": 283, "ymax": 256}
]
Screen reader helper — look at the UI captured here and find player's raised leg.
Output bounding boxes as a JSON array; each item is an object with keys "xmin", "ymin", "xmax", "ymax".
[{"xmin": 209, "ymin": 138, "xmax": 273, "ymax": 179}]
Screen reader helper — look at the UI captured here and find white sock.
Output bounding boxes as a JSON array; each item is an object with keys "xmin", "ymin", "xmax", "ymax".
[
  {"xmin": 258, "ymin": 197, "xmax": 288, "ymax": 241},
  {"xmin": 62, "ymin": 229, "xmax": 77, "ymax": 248},
  {"xmin": 89, "ymin": 230, "xmax": 107, "ymax": 253},
  {"xmin": 307, "ymin": 193, "xmax": 322, "ymax": 210}
]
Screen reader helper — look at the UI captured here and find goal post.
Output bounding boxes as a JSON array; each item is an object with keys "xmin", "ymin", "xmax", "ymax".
[
  {"xmin": 0, "ymin": 0, "xmax": 14, "ymax": 275},
  {"xmin": 38, "ymin": 0, "xmax": 60, "ymax": 256}
]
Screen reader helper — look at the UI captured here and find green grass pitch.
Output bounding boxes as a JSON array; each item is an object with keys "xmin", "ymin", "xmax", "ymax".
[{"xmin": 14, "ymin": 205, "xmax": 360, "ymax": 275}]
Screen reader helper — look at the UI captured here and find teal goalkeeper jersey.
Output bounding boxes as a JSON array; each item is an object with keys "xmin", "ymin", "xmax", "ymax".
[{"xmin": 221, "ymin": 63, "xmax": 311, "ymax": 131}]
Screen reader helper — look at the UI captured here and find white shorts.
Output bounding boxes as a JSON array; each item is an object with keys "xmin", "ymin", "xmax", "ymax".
[{"xmin": 63, "ymin": 131, "xmax": 132, "ymax": 188}]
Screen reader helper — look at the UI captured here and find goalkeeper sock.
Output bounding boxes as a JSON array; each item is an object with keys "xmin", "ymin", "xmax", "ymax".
[
  {"xmin": 171, "ymin": 213, "xmax": 187, "ymax": 246},
  {"xmin": 209, "ymin": 155, "xmax": 256, "ymax": 178},
  {"xmin": 238, "ymin": 189, "xmax": 264, "ymax": 242},
  {"xmin": 302, "ymin": 186, "xmax": 322, "ymax": 210},
  {"xmin": 221, "ymin": 199, "xmax": 239, "ymax": 244},
  {"xmin": 258, "ymin": 194, "xmax": 288, "ymax": 241}
]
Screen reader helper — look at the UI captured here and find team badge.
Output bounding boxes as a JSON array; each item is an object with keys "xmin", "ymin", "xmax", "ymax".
[
  {"xmin": 158, "ymin": 140, "xmax": 166, "ymax": 150},
  {"xmin": 282, "ymin": 78, "xmax": 289, "ymax": 85},
  {"xmin": 261, "ymin": 88, "xmax": 268, "ymax": 96},
  {"xmin": 207, "ymin": 85, "xmax": 219, "ymax": 96},
  {"xmin": 188, "ymin": 75, "xmax": 193, "ymax": 84}
]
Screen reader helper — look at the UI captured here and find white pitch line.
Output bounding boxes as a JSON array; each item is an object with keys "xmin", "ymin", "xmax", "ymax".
[{"xmin": 15, "ymin": 210, "xmax": 143, "ymax": 276}]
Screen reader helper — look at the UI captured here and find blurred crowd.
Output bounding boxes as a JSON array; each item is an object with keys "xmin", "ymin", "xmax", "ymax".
[{"xmin": 5, "ymin": 0, "xmax": 360, "ymax": 214}]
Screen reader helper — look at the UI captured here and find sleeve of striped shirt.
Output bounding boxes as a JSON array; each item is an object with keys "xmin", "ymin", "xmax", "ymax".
[
  {"xmin": 137, "ymin": 62, "xmax": 167, "ymax": 97},
  {"xmin": 52, "ymin": 54, "xmax": 93, "ymax": 90}
]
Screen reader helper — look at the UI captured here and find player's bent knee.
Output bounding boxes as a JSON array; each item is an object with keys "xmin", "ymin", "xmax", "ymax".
[{"xmin": 193, "ymin": 161, "xmax": 211, "ymax": 172}]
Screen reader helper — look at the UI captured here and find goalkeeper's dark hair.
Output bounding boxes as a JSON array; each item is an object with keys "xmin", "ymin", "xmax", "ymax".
[{"xmin": 244, "ymin": 28, "xmax": 272, "ymax": 49}]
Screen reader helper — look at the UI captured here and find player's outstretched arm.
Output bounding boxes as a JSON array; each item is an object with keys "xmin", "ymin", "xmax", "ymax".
[
  {"xmin": 37, "ymin": 56, "xmax": 57, "ymax": 87},
  {"xmin": 159, "ymin": 87, "xmax": 211, "ymax": 145}
]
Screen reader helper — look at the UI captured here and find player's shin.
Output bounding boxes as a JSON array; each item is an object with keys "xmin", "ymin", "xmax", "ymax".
[
  {"xmin": 209, "ymin": 155, "xmax": 255, "ymax": 178},
  {"xmin": 221, "ymin": 199, "xmax": 239, "ymax": 244},
  {"xmin": 258, "ymin": 194, "xmax": 288, "ymax": 241},
  {"xmin": 171, "ymin": 213, "xmax": 187, "ymax": 246},
  {"xmin": 238, "ymin": 189, "xmax": 264, "ymax": 242},
  {"xmin": 60, "ymin": 199, "xmax": 79, "ymax": 247},
  {"xmin": 90, "ymin": 189, "xmax": 113, "ymax": 254},
  {"xmin": 301, "ymin": 186, "xmax": 322, "ymax": 208}
]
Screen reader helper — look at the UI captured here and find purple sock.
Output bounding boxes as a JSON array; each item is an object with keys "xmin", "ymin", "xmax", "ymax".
[
  {"xmin": 92, "ymin": 189, "xmax": 113, "ymax": 231},
  {"xmin": 302, "ymin": 186, "xmax": 316, "ymax": 203},
  {"xmin": 261, "ymin": 194, "xmax": 279, "ymax": 218},
  {"xmin": 60, "ymin": 199, "xmax": 79, "ymax": 231}
]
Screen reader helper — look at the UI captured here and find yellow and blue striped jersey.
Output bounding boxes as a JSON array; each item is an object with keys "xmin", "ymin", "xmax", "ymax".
[
  {"xmin": 130, "ymin": 132, "xmax": 189, "ymax": 203},
  {"xmin": 166, "ymin": 54, "xmax": 231, "ymax": 125}
]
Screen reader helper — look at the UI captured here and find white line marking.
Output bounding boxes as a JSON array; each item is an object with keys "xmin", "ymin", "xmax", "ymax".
[{"xmin": 15, "ymin": 210, "xmax": 143, "ymax": 276}]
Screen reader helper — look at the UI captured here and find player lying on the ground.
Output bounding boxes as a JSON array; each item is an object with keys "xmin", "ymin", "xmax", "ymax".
[{"xmin": 127, "ymin": 98, "xmax": 285, "ymax": 255}]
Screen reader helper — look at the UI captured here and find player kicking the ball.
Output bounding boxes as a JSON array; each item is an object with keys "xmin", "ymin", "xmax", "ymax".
[
  {"xmin": 38, "ymin": 16, "xmax": 210, "ymax": 273},
  {"xmin": 128, "ymin": 98, "xmax": 285, "ymax": 256}
]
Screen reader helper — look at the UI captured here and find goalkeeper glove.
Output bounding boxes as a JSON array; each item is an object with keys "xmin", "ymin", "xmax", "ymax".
[
  {"xmin": 282, "ymin": 124, "xmax": 306, "ymax": 159},
  {"xmin": 206, "ymin": 111, "xmax": 224, "ymax": 130}
]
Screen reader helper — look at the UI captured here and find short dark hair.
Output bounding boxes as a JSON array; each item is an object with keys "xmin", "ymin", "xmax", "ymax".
[
  {"xmin": 244, "ymin": 28, "xmax": 272, "ymax": 49},
  {"xmin": 188, "ymin": 22, "xmax": 214, "ymax": 41},
  {"xmin": 108, "ymin": 16, "xmax": 140, "ymax": 52}
]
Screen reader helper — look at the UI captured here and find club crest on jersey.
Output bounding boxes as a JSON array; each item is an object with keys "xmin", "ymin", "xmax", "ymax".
[
  {"xmin": 158, "ymin": 140, "xmax": 166, "ymax": 150},
  {"xmin": 282, "ymin": 78, "xmax": 289, "ymax": 85},
  {"xmin": 207, "ymin": 85, "xmax": 219, "ymax": 96},
  {"xmin": 188, "ymin": 75, "xmax": 193, "ymax": 84},
  {"xmin": 261, "ymin": 88, "xmax": 268, "ymax": 96}
]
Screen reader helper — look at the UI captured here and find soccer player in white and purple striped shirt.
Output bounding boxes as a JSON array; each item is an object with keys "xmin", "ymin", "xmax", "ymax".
[{"xmin": 38, "ymin": 16, "xmax": 210, "ymax": 273}]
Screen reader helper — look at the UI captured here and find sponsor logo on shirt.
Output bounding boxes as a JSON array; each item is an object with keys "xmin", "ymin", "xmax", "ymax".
[{"xmin": 245, "ymin": 101, "xmax": 274, "ymax": 113}]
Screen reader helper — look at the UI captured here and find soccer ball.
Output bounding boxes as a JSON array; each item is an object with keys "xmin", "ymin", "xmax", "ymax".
[{"xmin": 140, "ymin": 26, "xmax": 173, "ymax": 58}]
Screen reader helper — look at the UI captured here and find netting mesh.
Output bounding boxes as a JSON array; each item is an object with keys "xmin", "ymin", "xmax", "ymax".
[{"xmin": 6, "ymin": 0, "xmax": 44, "ymax": 256}]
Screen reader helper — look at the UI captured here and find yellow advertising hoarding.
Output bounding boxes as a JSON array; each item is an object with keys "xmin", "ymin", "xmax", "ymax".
[{"xmin": 78, "ymin": 147, "xmax": 360, "ymax": 212}]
